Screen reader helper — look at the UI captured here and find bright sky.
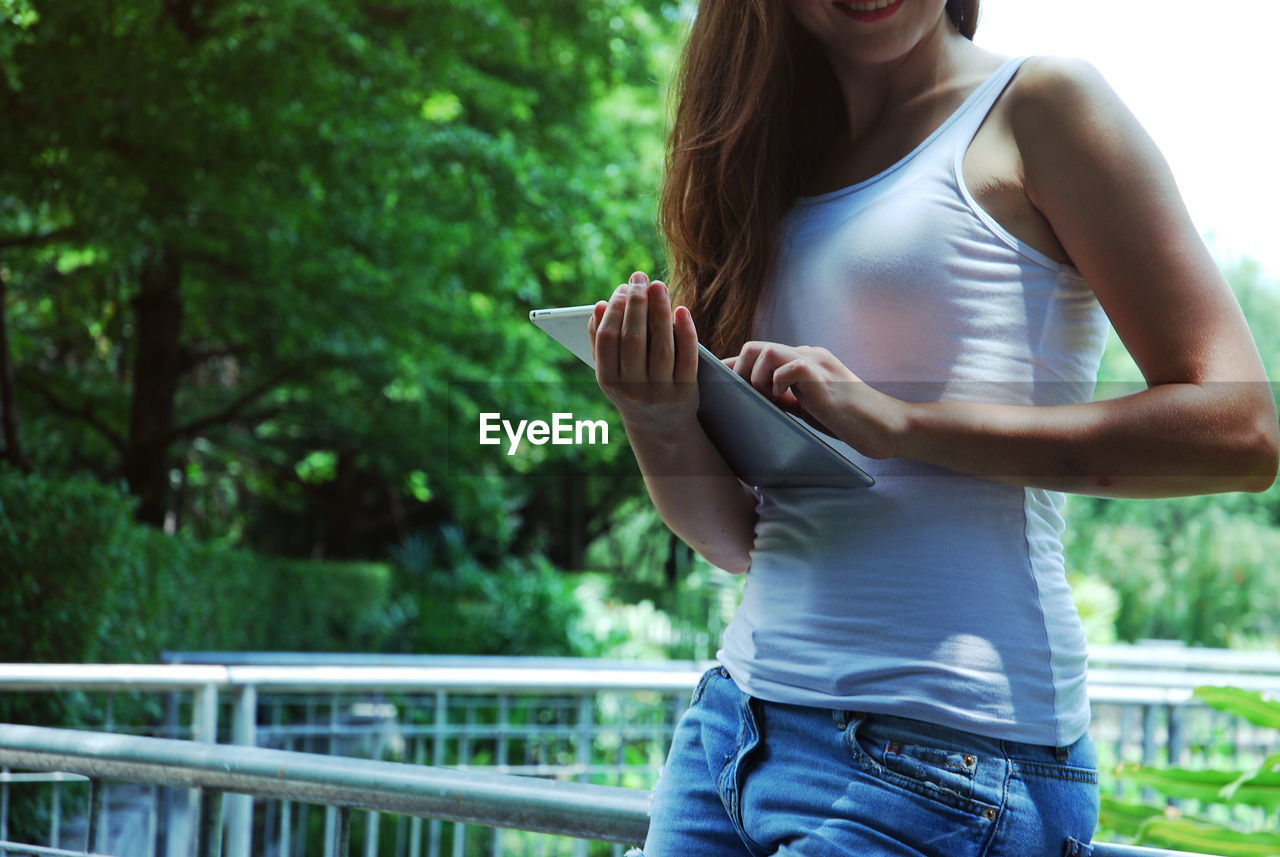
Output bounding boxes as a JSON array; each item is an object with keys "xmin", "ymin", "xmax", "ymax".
[{"xmin": 974, "ymin": 0, "xmax": 1280, "ymax": 277}]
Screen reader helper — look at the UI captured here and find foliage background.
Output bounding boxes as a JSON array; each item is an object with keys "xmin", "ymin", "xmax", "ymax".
[{"xmin": 1, "ymin": 0, "xmax": 1278, "ymax": 673}]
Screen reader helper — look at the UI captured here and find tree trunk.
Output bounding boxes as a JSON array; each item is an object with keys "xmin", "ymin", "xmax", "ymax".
[
  {"xmin": 0, "ymin": 268, "xmax": 31, "ymax": 472},
  {"xmin": 122, "ymin": 245, "xmax": 183, "ymax": 526}
]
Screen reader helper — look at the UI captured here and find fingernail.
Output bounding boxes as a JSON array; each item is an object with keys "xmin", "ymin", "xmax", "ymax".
[
  {"xmin": 629, "ymin": 271, "xmax": 648, "ymax": 286},
  {"xmin": 614, "ymin": 283, "xmax": 627, "ymax": 295}
]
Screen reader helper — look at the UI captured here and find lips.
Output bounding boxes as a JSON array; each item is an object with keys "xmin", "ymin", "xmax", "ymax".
[{"xmin": 833, "ymin": 0, "xmax": 905, "ymax": 23}]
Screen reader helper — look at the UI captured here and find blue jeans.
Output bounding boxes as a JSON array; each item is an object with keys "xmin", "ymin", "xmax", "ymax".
[{"xmin": 644, "ymin": 667, "xmax": 1099, "ymax": 857}]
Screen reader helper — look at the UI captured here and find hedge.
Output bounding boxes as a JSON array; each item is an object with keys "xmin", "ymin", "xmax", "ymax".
[{"xmin": 0, "ymin": 467, "xmax": 392, "ymax": 666}]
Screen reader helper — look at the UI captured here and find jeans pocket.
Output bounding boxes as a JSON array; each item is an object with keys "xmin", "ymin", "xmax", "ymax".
[
  {"xmin": 845, "ymin": 715, "xmax": 998, "ymax": 819},
  {"xmin": 881, "ymin": 740, "xmax": 979, "ymax": 799}
]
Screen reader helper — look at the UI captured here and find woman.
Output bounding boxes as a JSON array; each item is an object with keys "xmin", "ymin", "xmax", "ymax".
[{"xmin": 589, "ymin": 1, "xmax": 1279, "ymax": 854}]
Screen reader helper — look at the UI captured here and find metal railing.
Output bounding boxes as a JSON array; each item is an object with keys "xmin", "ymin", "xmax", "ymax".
[
  {"xmin": 0, "ymin": 723, "xmax": 1228, "ymax": 857},
  {"xmin": 0, "ymin": 659, "xmax": 694, "ymax": 857},
  {"xmin": 1, "ymin": 646, "xmax": 1277, "ymax": 856}
]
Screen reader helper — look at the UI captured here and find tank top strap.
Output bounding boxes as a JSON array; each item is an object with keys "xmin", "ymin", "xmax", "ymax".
[{"xmin": 943, "ymin": 55, "xmax": 1031, "ymax": 152}]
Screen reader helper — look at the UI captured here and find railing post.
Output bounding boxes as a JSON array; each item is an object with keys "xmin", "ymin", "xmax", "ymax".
[
  {"xmin": 1166, "ymin": 704, "xmax": 1185, "ymax": 766},
  {"xmin": 226, "ymin": 684, "xmax": 257, "ymax": 857},
  {"xmin": 1141, "ymin": 704, "xmax": 1158, "ymax": 763},
  {"xmin": 1, "ymin": 766, "xmax": 10, "ymax": 857},
  {"xmin": 187, "ymin": 684, "xmax": 220, "ymax": 857},
  {"xmin": 88, "ymin": 777, "xmax": 104, "ymax": 854},
  {"xmin": 431, "ymin": 690, "xmax": 446, "ymax": 857},
  {"xmin": 492, "ymin": 695, "xmax": 509, "ymax": 857},
  {"xmin": 409, "ymin": 735, "xmax": 425, "ymax": 857},
  {"xmin": 159, "ymin": 688, "xmax": 179, "ymax": 857},
  {"xmin": 194, "ymin": 682, "xmax": 219, "ymax": 743},
  {"xmin": 324, "ymin": 694, "xmax": 340, "ymax": 857},
  {"xmin": 363, "ymin": 810, "xmax": 379, "ymax": 857},
  {"xmin": 101, "ymin": 695, "xmax": 113, "ymax": 847},
  {"xmin": 574, "ymin": 694, "xmax": 594, "ymax": 857},
  {"xmin": 50, "ymin": 774, "xmax": 61, "ymax": 851},
  {"xmin": 333, "ymin": 806, "xmax": 351, "ymax": 857},
  {"xmin": 453, "ymin": 701, "xmax": 474, "ymax": 857},
  {"xmin": 279, "ymin": 799, "xmax": 292, "ymax": 857},
  {"xmin": 146, "ymin": 784, "xmax": 158, "ymax": 857}
]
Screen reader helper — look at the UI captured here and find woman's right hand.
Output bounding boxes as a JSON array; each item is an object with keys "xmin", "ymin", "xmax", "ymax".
[
  {"xmin": 589, "ymin": 271, "xmax": 757, "ymax": 573},
  {"xmin": 587, "ymin": 270, "xmax": 700, "ymax": 434}
]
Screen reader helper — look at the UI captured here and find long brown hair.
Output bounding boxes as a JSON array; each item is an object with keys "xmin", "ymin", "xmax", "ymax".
[{"xmin": 660, "ymin": 0, "xmax": 980, "ymax": 357}]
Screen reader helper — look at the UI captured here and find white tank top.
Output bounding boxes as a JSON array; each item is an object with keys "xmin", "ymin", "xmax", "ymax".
[{"xmin": 717, "ymin": 57, "xmax": 1109, "ymax": 747}]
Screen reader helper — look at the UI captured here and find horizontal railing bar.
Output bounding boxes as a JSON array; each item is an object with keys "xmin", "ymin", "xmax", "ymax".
[
  {"xmin": 167, "ymin": 647, "xmax": 1280, "ymax": 676},
  {"xmin": 163, "ymin": 652, "xmax": 706, "ymax": 671},
  {"xmin": 0, "ymin": 725, "xmax": 1225, "ymax": 857},
  {"xmin": 0, "ymin": 724, "xmax": 650, "ymax": 845},
  {"xmin": 0, "ymin": 841, "xmax": 115, "ymax": 857},
  {"xmin": 1088, "ymin": 687, "xmax": 1197, "ymax": 705},
  {"xmin": 6, "ymin": 663, "xmax": 1278, "ymax": 699},
  {"xmin": 1093, "ymin": 847, "xmax": 1225, "ymax": 857},
  {"xmin": 0, "ymin": 770, "xmax": 89, "ymax": 784},
  {"xmin": 224, "ymin": 665, "xmax": 703, "ymax": 693},
  {"xmin": 1088, "ymin": 668, "xmax": 1280, "ymax": 691},
  {"xmin": 257, "ymin": 723, "xmax": 673, "ymax": 739},
  {"xmin": 1087, "ymin": 646, "xmax": 1280, "ymax": 673},
  {"xmin": 0, "ymin": 664, "xmax": 704, "ymax": 694},
  {"xmin": 0, "ymin": 664, "xmax": 228, "ymax": 691}
]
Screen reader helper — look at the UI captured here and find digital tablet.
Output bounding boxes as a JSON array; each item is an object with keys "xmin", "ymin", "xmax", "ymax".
[{"xmin": 529, "ymin": 305, "xmax": 874, "ymax": 488}]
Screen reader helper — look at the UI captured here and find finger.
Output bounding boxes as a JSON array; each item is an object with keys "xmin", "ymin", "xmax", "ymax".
[
  {"xmin": 772, "ymin": 358, "xmax": 814, "ymax": 399},
  {"xmin": 593, "ymin": 284, "xmax": 628, "ymax": 384},
  {"xmin": 673, "ymin": 305, "xmax": 698, "ymax": 384},
  {"xmin": 647, "ymin": 280, "xmax": 675, "ymax": 381},
  {"xmin": 732, "ymin": 342, "xmax": 762, "ymax": 383},
  {"xmin": 587, "ymin": 300, "xmax": 606, "ymax": 344},
  {"xmin": 619, "ymin": 272, "xmax": 650, "ymax": 383},
  {"xmin": 748, "ymin": 345, "xmax": 792, "ymax": 398},
  {"xmin": 749, "ymin": 351, "xmax": 776, "ymax": 397}
]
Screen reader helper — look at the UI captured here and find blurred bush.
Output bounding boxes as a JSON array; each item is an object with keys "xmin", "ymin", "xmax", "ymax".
[
  {"xmin": 379, "ymin": 526, "xmax": 584, "ymax": 656},
  {"xmin": 0, "ymin": 467, "xmax": 392, "ymax": 669}
]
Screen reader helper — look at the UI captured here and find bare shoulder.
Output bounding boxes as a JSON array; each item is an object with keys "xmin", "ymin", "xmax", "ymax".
[
  {"xmin": 1000, "ymin": 55, "xmax": 1166, "ymax": 211},
  {"xmin": 1009, "ymin": 55, "xmax": 1106, "ymax": 91},
  {"xmin": 1004, "ymin": 55, "xmax": 1128, "ymax": 137}
]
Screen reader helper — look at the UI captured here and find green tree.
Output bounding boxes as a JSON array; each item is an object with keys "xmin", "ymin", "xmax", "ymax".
[{"xmin": 0, "ymin": 0, "xmax": 677, "ymax": 560}]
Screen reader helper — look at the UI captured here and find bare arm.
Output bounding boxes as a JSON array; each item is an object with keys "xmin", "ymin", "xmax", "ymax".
[
  {"xmin": 590, "ymin": 272, "xmax": 758, "ymax": 573},
  {"xmin": 730, "ymin": 59, "xmax": 1278, "ymax": 498}
]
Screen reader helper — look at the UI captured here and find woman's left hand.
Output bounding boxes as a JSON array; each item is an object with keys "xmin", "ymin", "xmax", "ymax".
[{"xmin": 726, "ymin": 341, "xmax": 906, "ymax": 460}]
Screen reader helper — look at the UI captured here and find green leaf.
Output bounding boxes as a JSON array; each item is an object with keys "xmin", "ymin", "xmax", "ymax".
[
  {"xmin": 1221, "ymin": 750, "xmax": 1280, "ymax": 802},
  {"xmin": 1196, "ymin": 686, "xmax": 1280, "ymax": 730},
  {"xmin": 1137, "ymin": 817, "xmax": 1280, "ymax": 857},
  {"xmin": 405, "ymin": 470, "xmax": 433, "ymax": 503},
  {"xmin": 1098, "ymin": 796, "xmax": 1166, "ymax": 838},
  {"xmin": 295, "ymin": 450, "xmax": 338, "ymax": 484},
  {"xmin": 421, "ymin": 91, "xmax": 463, "ymax": 123},
  {"xmin": 1117, "ymin": 762, "xmax": 1280, "ymax": 809}
]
